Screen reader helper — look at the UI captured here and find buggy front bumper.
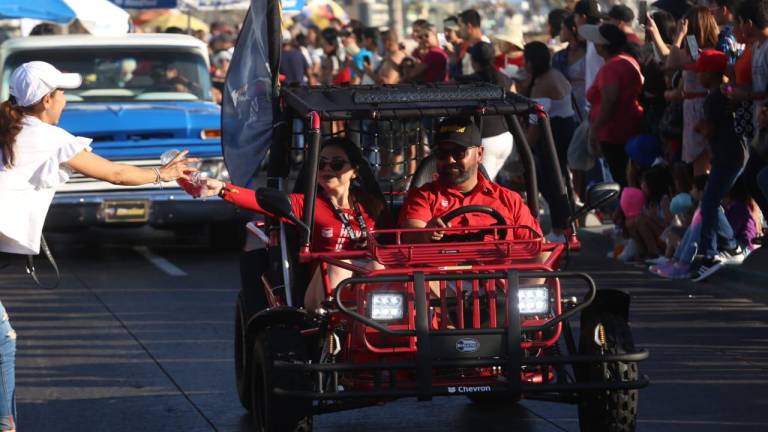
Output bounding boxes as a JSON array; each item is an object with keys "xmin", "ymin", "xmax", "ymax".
[
  {"xmin": 276, "ymin": 270, "xmax": 649, "ymax": 401},
  {"xmin": 272, "ymin": 350, "xmax": 650, "ymax": 400}
]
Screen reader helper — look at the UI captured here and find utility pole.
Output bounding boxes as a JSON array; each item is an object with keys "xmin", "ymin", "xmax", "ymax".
[{"xmin": 387, "ymin": 0, "xmax": 403, "ymax": 38}]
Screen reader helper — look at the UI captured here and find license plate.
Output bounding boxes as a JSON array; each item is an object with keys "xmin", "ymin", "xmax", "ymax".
[{"xmin": 101, "ymin": 200, "xmax": 149, "ymax": 223}]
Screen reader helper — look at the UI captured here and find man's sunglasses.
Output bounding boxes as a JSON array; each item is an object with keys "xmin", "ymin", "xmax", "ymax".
[
  {"xmin": 318, "ymin": 158, "xmax": 350, "ymax": 171},
  {"xmin": 434, "ymin": 146, "xmax": 477, "ymax": 161}
]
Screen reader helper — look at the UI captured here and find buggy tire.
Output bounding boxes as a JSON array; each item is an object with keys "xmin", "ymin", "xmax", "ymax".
[
  {"xmin": 251, "ymin": 326, "xmax": 313, "ymax": 432},
  {"xmin": 577, "ymin": 313, "xmax": 639, "ymax": 432},
  {"xmin": 234, "ymin": 299, "xmax": 250, "ymax": 411},
  {"xmin": 236, "ymin": 249, "xmax": 270, "ymax": 410}
]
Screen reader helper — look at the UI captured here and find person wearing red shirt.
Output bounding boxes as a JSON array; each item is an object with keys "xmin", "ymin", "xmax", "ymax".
[
  {"xmin": 493, "ymin": 28, "xmax": 526, "ymax": 73},
  {"xmin": 200, "ymin": 137, "xmax": 388, "ymax": 310},
  {"xmin": 402, "ymin": 28, "xmax": 449, "ymax": 83},
  {"xmin": 400, "ymin": 117, "xmax": 542, "ymax": 242},
  {"xmin": 580, "ymin": 23, "xmax": 644, "ymax": 187}
]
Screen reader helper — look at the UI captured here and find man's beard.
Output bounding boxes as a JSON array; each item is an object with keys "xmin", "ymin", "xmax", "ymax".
[{"xmin": 438, "ymin": 164, "xmax": 475, "ymax": 186}]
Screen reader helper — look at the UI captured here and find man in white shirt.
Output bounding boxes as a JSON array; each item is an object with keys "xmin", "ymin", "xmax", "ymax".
[
  {"xmin": 458, "ymin": 9, "xmax": 491, "ymax": 76},
  {"xmin": 574, "ymin": 0, "xmax": 604, "ymax": 94}
]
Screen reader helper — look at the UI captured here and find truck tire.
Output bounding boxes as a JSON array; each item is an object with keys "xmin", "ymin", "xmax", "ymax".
[
  {"xmin": 577, "ymin": 313, "xmax": 639, "ymax": 432},
  {"xmin": 251, "ymin": 326, "xmax": 313, "ymax": 432}
]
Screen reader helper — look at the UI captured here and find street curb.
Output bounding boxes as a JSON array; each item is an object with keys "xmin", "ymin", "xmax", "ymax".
[
  {"xmin": 578, "ymin": 226, "xmax": 768, "ymax": 302},
  {"xmin": 717, "ymin": 265, "xmax": 768, "ymax": 286},
  {"xmin": 714, "ymin": 247, "xmax": 768, "ymax": 287}
]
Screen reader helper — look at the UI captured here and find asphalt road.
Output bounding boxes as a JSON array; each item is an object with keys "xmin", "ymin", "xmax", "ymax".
[{"xmin": 0, "ymin": 226, "xmax": 767, "ymax": 432}]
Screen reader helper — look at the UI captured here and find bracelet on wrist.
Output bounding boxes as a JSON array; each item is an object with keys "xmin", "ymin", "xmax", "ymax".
[{"xmin": 152, "ymin": 167, "xmax": 163, "ymax": 189}]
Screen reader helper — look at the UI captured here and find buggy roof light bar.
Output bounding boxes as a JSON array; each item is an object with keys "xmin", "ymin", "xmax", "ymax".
[
  {"xmin": 352, "ymin": 84, "xmax": 503, "ymax": 104},
  {"xmin": 280, "ymin": 83, "xmax": 538, "ymax": 120}
]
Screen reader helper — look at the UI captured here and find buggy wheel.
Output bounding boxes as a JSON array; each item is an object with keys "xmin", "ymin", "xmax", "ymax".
[
  {"xmin": 577, "ymin": 313, "xmax": 639, "ymax": 432},
  {"xmin": 251, "ymin": 326, "xmax": 313, "ymax": 432},
  {"xmin": 234, "ymin": 299, "xmax": 250, "ymax": 411}
]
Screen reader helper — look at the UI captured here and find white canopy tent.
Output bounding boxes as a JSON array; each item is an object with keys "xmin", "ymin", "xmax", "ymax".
[{"xmin": 65, "ymin": 0, "xmax": 130, "ymax": 35}]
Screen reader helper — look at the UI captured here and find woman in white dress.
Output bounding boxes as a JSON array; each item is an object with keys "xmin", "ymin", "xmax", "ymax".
[{"xmin": 0, "ymin": 61, "xmax": 194, "ymax": 432}]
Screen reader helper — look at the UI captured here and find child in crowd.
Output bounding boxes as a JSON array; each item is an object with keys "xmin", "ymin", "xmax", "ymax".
[
  {"xmin": 629, "ymin": 167, "xmax": 674, "ymax": 260},
  {"xmin": 688, "ymin": 49, "xmax": 749, "ymax": 281},
  {"xmin": 652, "ymin": 191, "xmax": 695, "ymax": 265},
  {"xmin": 618, "ymin": 187, "xmax": 644, "ymax": 262},
  {"xmin": 651, "ymin": 176, "xmax": 741, "ymax": 279},
  {"xmin": 624, "ymin": 134, "xmax": 664, "ymax": 188},
  {"xmin": 725, "ymin": 177, "xmax": 762, "ymax": 250}
]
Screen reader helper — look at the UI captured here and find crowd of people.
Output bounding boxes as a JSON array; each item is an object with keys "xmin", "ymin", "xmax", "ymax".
[
  {"xmin": 276, "ymin": 0, "xmax": 768, "ymax": 282},
  {"xmin": 13, "ymin": 1, "xmax": 767, "ymax": 283}
]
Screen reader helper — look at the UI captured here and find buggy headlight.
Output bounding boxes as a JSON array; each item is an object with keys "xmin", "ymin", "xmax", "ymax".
[
  {"xmin": 368, "ymin": 293, "xmax": 404, "ymax": 322},
  {"xmin": 518, "ymin": 287, "xmax": 550, "ymax": 315}
]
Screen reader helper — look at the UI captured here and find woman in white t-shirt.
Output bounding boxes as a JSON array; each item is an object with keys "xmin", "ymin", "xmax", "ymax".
[{"xmin": 0, "ymin": 61, "xmax": 194, "ymax": 432}]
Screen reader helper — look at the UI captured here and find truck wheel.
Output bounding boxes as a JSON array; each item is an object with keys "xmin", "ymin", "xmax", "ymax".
[
  {"xmin": 251, "ymin": 326, "xmax": 313, "ymax": 432},
  {"xmin": 234, "ymin": 299, "xmax": 250, "ymax": 411},
  {"xmin": 577, "ymin": 313, "xmax": 639, "ymax": 432}
]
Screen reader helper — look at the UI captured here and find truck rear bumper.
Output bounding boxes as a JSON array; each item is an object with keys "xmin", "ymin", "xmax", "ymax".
[{"xmin": 46, "ymin": 188, "xmax": 242, "ymax": 229}]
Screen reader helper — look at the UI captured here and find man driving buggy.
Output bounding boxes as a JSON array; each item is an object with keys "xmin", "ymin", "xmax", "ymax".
[{"xmin": 400, "ymin": 116, "xmax": 543, "ymax": 241}]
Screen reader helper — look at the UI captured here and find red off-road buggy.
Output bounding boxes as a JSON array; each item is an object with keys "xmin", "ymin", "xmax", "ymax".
[{"xmin": 230, "ymin": 83, "xmax": 649, "ymax": 432}]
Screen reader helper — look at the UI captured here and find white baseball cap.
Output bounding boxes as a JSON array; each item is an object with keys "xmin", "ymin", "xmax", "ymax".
[
  {"xmin": 578, "ymin": 24, "xmax": 609, "ymax": 45},
  {"xmin": 9, "ymin": 61, "xmax": 82, "ymax": 107}
]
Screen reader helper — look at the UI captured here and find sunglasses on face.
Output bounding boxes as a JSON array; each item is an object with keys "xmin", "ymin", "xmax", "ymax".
[
  {"xmin": 434, "ymin": 146, "xmax": 476, "ymax": 161},
  {"xmin": 318, "ymin": 158, "xmax": 350, "ymax": 172}
]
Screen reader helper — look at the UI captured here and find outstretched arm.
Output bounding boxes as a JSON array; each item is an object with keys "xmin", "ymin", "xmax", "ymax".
[{"xmin": 65, "ymin": 149, "xmax": 196, "ymax": 186}]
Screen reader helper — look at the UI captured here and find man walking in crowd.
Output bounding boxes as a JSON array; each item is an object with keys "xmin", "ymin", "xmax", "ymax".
[
  {"xmin": 458, "ymin": 9, "xmax": 491, "ymax": 76},
  {"xmin": 443, "ymin": 16, "xmax": 467, "ymax": 80},
  {"xmin": 574, "ymin": 0, "xmax": 605, "ymax": 95}
]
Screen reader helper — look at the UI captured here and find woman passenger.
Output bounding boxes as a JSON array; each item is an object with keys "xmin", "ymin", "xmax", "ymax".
[{"xmin": 200, "ymin": 137, "xmax": 389, "ymax": 310}]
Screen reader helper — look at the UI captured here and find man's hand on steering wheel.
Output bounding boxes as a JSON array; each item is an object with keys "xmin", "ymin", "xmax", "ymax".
[
  {"xmin": 436, "ymin": 205, "xmax": 508, "ymax": 242},
  {"xmin": 426, "ymin": 217, "xmax": 451, "ymax": 241}
]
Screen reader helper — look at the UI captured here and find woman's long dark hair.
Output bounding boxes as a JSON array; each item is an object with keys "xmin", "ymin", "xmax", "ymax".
[
  {"xmin": 523, "ymin": 41, "xmax": 551, "ymax": 97},
  {"xmin": 320, "ymin": 137, "xmax": 388, "ymax": 224},
  {"xmin": 0, "ymin": 96, "xmax": 25, "ymax": 168},
  {"xmin": 467, "ymin": 42, "xmax": 498, "ymax": 83},
  {"xmin": 562, "ymin": 14, "xmax": 585, "ymax": 46},
  {"xmin": 652, "ymin": 10, "xmax": 677, "ymax": 45},
  {"xmin": 599, "ymin": 23, "xmax": 638, "ymax": 59}
]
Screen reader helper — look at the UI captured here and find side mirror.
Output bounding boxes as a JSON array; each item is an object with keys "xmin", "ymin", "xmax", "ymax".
[
  {"xmin": 586, "ymin": 182, "xmax": 621, "ymax": 209},
  {"xmin": 256, "ymin": 188, "xmax": 310, "ymax": 234},
  {"xmin": 570, "ymin": 182, "xmax": 621, "ymax": 222}
]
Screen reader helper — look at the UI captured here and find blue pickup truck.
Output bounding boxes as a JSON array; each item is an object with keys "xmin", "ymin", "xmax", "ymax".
[{"xmin": 0, "ymin": 34, "xmax": 241, "ymax": 233}]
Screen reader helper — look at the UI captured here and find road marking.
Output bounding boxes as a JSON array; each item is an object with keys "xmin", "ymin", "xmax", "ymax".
[{"xmin": 132, "ymin": 246, "xmax": 187, "ymax": 276}]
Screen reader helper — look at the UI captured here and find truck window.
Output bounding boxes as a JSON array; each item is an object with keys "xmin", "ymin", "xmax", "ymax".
[{"xmin": 4, "ymin": 49, "xmax": 214, "ymax": 102}]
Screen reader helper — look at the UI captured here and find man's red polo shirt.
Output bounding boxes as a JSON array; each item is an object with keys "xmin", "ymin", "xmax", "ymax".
[{"xmin": 399, "ymin": 173, "xmax": 542, "ymax": 239}]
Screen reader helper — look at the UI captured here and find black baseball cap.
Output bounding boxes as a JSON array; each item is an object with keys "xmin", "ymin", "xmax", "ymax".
[
  {"xmin": 609, "ymin": 4, "xmax": 635, "ymax": 23},
  {"xmin": 652, "ymin": 0, "xmax": 692, "ymax": 20},
  {"xmin": 574, "ymin": 0, "xmax": 603, "ymax": 21},
  {"xmin": 435, "ymin": 117, "xmax": 481, "ymax": 148}
]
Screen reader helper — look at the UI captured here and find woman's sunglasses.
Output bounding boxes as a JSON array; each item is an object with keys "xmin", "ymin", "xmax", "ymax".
[{"xmin": 318, "ymin": 158, "xmax": 350, "ymax": 172}]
